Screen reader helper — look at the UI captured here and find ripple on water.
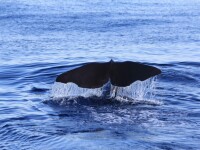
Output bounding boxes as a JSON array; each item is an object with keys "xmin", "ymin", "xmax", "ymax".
[{"xmin": 0, "ymin": 0, "xmax": 200, "ymax": 149}]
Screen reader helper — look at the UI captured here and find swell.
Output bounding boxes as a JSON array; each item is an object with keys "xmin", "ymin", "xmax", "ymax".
[
  {"xmin": 156, "ymin": 61, "xmax": 200, "ymax": 85},
  {"xmin": 0, "ymin": 62, "xmax": 80, "ymax": 86}
]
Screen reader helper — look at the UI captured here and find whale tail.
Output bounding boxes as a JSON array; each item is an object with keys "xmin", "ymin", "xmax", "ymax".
[{"xmin": 56, "ymin": 60, "xmax": 161, "ymax": 88}]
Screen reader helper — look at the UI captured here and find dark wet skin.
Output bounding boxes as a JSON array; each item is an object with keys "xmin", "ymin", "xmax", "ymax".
[{"xmin": 56, "ymin": 60, "xmax": 161, "ymax": 89}]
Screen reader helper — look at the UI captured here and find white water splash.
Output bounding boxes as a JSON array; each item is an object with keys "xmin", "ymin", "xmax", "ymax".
[
  {"xmin": 51, "ymin": 82, "xmax": 102, "ymax": 98},
  {"xmin": 51, "ymin": 77, "xmax": 159, "ymax": 102},
  {"xmin": 115, "ymin": 77, "xmax": 156, "ymax": 100}
]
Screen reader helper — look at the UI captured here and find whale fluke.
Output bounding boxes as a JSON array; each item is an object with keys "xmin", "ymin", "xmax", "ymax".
[{"xmin": 56, "ymin": 60, "xmax": 161, "ymax": 88}]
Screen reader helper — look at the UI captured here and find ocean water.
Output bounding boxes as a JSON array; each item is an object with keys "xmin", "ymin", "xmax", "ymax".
[{"xmin": 0, "ymin": 0, "xmax": 200, "ymax": 149}]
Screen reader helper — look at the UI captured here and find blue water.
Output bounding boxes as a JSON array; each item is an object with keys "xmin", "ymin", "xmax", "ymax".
[{"xmin": 0, "ymin": 0, "xmax": 200, "ymax": 149}]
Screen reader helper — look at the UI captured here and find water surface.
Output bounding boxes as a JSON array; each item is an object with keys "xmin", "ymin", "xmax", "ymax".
[{"xmin": 0, "ymin": 0, "xmax": 200, "ymax": 149}]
